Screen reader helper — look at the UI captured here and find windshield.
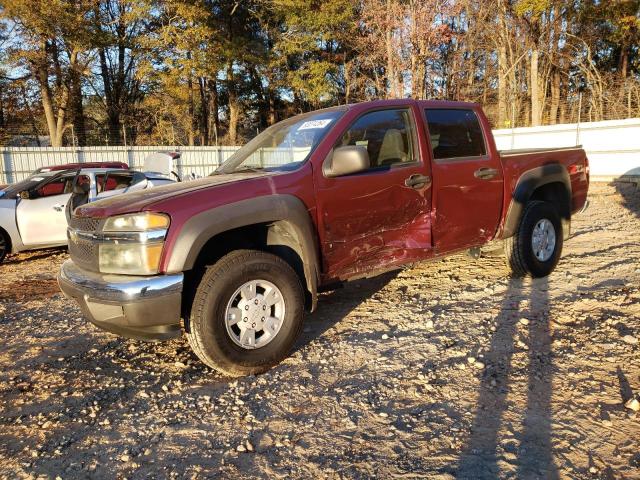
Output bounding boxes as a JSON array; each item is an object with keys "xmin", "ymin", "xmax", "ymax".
[
  {"xmin": 0, "ymin": 172, "xmax": 59, "ymax": 199},
  {"xmin": 0, "ymin": 170, "xmax": 75, "ymax": 199},
  {"xmin": 216, "ymin": 107, "xmax": 346, "ymax": 174}
]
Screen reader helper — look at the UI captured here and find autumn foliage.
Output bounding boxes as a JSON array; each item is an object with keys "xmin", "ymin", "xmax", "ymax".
[{"xmin": 0, "ymin": 0, "xmax": 639, "ymax": 146}]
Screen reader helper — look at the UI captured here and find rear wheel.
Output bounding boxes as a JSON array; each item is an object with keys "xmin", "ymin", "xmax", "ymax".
[
  {"xmin": 504, "ymin": 200, "xmax": 563, "ymax": 278},
  {"xmin": 186, "ymin": 249, "xmax": 305, "ymax": 376}
]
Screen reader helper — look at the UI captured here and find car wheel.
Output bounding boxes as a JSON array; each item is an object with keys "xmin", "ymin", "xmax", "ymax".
[
  {"xmin": 0, "ymin": 229, "xmax": 9, "ymax": 264},
  {"xmin": 186, "ymin": 249, "xmax": 305, "ymax": 376},
  {"xmin": 504, "ymin": 200, "xmax": 563, "ymax": 278}
]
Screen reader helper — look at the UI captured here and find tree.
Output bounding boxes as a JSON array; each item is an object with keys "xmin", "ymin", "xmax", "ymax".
[
  {"xmin": 90, "ymin": 0, "xmax": 150, "ymax": 145},
  {"xmin": 2, "ymin": 0, "xmax": 94, "ymax": 146}
]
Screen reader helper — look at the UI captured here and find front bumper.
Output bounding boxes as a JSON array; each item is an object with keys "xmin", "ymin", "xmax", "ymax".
[{"xmin": 58, "ymin": 260, "xmax": 183, "ymax": 341}]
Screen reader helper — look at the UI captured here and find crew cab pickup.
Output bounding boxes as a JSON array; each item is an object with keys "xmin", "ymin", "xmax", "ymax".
[{"xmin": 58, "ymin": 100, "xmax": 589, "ymax": 376}]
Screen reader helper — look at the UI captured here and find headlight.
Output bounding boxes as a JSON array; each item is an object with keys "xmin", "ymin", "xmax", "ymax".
[
  {"xmin": 98, "ymin": 213, "xmax": 169, "ymax": 275},
  {"xmin": 103, "ymin": 212, "xmax": 169, "ymax": 231}
]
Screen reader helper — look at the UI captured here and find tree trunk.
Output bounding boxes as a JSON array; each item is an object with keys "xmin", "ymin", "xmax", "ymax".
[
  {"xmin": 549, "ymin": 69, "xmax": 560, "ymax": 125},
  {"xmin": 498, "ymin": 45, "xmax": 508, "ymax": 128},
  {"xmin": 385, "ymin": 0, "xmax": 396, "ymax": 98},
  {"xmin": 37, "ymin": 61, "xmax": 60, "ymax": 146},
  {"xmin": 530, "ymin": 48, "xmax": 542, "ymax": 126},
  {"xmin": 618, "ymin": 42, "xmax": 629, "ymax": 80},
  {"xmin": 268, "ymin": 88, "xmax": 277, "ymax": 125},
  {"xmin": 208, "ymin": 78, "xmax": 220, "ymax": 144},
  {"xmin": 199, "ymin": 77, "xmax": 209, "ymax": 145},
  {"xmin": 227, "ymin": 62, "xmax": 239, "ymax": 145},
  {"xmin": 36, "ymin": 42, "xmax": 77, "ymax": 147}
]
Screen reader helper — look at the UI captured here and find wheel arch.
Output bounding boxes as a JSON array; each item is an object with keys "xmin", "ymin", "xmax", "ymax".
[
  {"xmin": 0, "ymin": 206, "xmax": 22, "ymax": 254},
  {"xmin": 0, "ymin": 225, "xmax": 12, "ymax": 254},
  {"xmin": 167, "ymin": 195, "xmax": 320, "ymax": 312},
  {"xmin": 501, "ymin": 163, "xmax": 572, "ymax": 240}
]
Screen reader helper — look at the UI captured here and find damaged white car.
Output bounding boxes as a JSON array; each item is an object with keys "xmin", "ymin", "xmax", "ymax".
[{"xmin": 0, "ymin": 153, "xmax": 178, "ymax": 263}]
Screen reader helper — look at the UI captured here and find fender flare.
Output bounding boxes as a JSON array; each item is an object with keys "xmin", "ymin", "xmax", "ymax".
[
  {"xmin": 501, "ymin": 163, "xmax": 571, "ymax": 239},
  {"xmin": 165, "ymin": 194, "xmax": 320, "ymax": 308}
]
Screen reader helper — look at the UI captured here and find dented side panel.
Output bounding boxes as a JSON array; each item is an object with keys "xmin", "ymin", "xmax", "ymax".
[{"xmin": 313, "ymin": 102, "xmax": 434, "ymax": 282}]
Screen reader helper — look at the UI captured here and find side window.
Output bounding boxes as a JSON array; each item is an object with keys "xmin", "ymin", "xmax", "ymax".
[
  {"xmin": 335, "ymin": 109, "xmax": 416, "ymax": 169},
  {"xmin": 425, "ymin": 109, "xmax": 487, "ymax": 160},
  {"xmin": 37, "ymin": 177, "xmax": 70, "ymax": 197},
  {"xmin": 97, "ymin": 172, "xmax": 134, "ymax": 193}
]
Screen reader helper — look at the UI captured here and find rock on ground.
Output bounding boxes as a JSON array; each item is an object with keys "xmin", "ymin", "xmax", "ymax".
[{"xmin": 0, "ymin": 182, "xmax": 639, "ymax": 479}]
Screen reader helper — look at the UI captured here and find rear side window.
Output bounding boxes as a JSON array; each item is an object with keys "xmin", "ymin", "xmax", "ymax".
[
  {"xmin": 96, "ymin": 173, "xmax": 135, "ymax": 193},
  {"xmin": 425, "ymin": 109, "xmax": 486, "ymax": 160}
]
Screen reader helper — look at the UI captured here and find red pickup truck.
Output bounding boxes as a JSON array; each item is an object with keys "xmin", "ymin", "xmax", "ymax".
[{"xmin": 58, "ymin": 100, "xmax": 589, "ymax": 376}]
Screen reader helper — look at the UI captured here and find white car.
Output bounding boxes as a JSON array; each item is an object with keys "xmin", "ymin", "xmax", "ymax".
[{"xmin": 0, "ymin": 163, "xmax": 175, "ymax": 263}]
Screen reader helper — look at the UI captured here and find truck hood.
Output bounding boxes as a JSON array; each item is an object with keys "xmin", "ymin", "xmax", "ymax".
[{"xmin": 75, "ymin": 171, "xmax": 272, "ymax": 218}]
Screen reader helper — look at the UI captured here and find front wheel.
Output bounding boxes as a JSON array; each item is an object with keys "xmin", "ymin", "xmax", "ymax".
[
  {"xmin": 0, "ymin": 229, "xmax": 9, "ymax": 264},
  {"xmin": 186, "ymin": 249, "xmax": 305, "ymax": 376},
  {"xmin": 504, "ymin": 200, "xmax": 563, "ymax": 278}
]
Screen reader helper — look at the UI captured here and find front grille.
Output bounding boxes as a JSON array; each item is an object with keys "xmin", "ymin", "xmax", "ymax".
[
  {"xmin": 68, "ymin": 215, "xmax": 103, "ymax": 271},
  {"xmin": 68, "ymin": 215, "xmax": 103, "ymax": 232},
  {"xmin": 68, "ymin": 235, "xmax": 99, "ymax": 271}
]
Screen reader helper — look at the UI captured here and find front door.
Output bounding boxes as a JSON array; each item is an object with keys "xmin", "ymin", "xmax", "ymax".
[
  {"xmin": 315, "ymin": 106, "xmax": 433, "ymax": 281},
  {"xmin": 424, "ymin": 108, "xmax": 504, "ymax": 252},
  {"xmin": 16, "ymin": 174, "xmax": 77, "ymax": 246}
]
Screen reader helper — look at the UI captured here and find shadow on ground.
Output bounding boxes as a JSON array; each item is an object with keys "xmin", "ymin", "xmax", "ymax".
[
  {"xmin": 612, "ymin": 176, "xmax": 640, "ymax": 218},
  {"xmin": 457, "ymin": 277, "xmax": 559, "ymax": 479}
]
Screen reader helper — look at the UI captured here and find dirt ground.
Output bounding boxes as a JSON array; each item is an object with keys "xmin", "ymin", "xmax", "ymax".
[{"xmin": 0, "ymin": 182, "xmax": 639, "ymax": 479}]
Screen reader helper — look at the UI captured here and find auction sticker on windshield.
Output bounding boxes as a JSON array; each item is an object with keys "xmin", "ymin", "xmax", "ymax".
[{"xmin": 297, "ymin": 119, "xmax": 333, "ymax": 131}]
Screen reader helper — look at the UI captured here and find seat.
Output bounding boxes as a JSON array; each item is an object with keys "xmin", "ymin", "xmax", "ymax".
[
  {"xmin": 66, "ymin": 182, "xmax": 90, "ymax": 221},
  {"xmin": 377, "ymin": 129, "xmax": 407, "ymax": 166}
]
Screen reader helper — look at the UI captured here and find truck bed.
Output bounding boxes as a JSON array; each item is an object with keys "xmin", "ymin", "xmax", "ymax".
[{"xmin": 499, "ymin": 146, "xmax": 589, "ymax": 218}]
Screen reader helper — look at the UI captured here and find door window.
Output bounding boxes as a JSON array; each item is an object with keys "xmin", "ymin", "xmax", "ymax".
[
  {"xmin": 36, "ymin": 175, "xmax": 78, "ymax": 198},
  {"xmin": 425, "ymin": 109, "xmax": 486, "ymax": 160},
  {"xmin": 335, "ymin": 109, "xmax": 417, "ymax": 170},
  {"xmin": 96, "ymin": 172, "xmax": 135, "ymax": 193}
]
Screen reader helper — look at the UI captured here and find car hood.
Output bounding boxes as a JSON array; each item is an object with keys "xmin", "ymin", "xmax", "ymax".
[{"xmin": 75, "ymin": 171, "xmax": 272, "ymax": 218}]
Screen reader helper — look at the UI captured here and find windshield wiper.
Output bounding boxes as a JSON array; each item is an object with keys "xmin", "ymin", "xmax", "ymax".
[
  {"xmin": 210, "ymin": 166, "xmax": 265, "ymax": 176},
  {"xmin": 232, "ymin": 167, "xmax": 265, "ymax": 173}
]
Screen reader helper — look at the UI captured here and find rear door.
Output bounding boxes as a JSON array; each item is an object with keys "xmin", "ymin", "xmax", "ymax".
[
  {"xmin": 315, "ymin": 105, "xmax": 433, "ymax": 280},
  {"xmin": 424, "ymin": 108, "xmax": 503, "ymax": 252}
]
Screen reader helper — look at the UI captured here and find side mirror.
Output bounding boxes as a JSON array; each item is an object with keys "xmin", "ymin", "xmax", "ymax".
[
  {"xmin": 19, "ymin": 190, "xmax": 31, "ymax": 200},
  {"xmin": 323, "ymin": 145, "xmax": 370, "ymax": 178}
]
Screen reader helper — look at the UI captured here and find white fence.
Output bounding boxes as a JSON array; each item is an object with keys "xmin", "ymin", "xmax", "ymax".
[
  {"xmin": 0, "ymin": 146, "xmax": 240, "ymax": 184},
  {"xmin": 493, "ymin": 118, "xmax": 640, "ymax": 179},
  {"xmin": 2, "ymin": 118, "xmax": 639, "ymax": 183}
]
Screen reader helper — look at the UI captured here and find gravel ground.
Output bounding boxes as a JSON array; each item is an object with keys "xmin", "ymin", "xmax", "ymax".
[{"xmin": 0, "ymin": 182, "xmax": 639, "ymax": 479}]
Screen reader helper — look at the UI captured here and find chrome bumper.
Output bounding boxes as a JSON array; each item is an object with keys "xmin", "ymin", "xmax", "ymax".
[{"xmin": 58, "ymin": 259, "xmax": 183, "ymax": 341}]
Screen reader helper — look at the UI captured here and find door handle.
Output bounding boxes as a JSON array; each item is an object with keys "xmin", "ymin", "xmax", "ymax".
[
  {"xmin": 474, "ymin": 167, "xmax": 499, "ymax": 180},
  {"xmin": 53, "ymin": 204, "xmax": 65, "ymax": 212},
  {"xmin": 405, "ymin": 174, "xmax": 431, "ymax": 189}
]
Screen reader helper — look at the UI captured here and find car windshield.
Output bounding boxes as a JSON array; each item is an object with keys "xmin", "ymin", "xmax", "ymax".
[
  {"xmin": 216, "ymin": 107, "xmax": 346, "ymax": 174},
  {"xmin": 0, "ymin": 171, "xmax": 65, "ymax": 199}
]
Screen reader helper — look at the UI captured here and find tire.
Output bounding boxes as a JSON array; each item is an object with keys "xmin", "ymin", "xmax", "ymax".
[
  {"xmin": 0, "ymin": 229, "xmax": 9, "ymax": 264},
  {"xmin": 504, "ymin": 200, "xmax": 563, "ymax": 278},
  {"xmin": 186, "ymin": 249, "xmax": 305, "ymax": 376}
]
